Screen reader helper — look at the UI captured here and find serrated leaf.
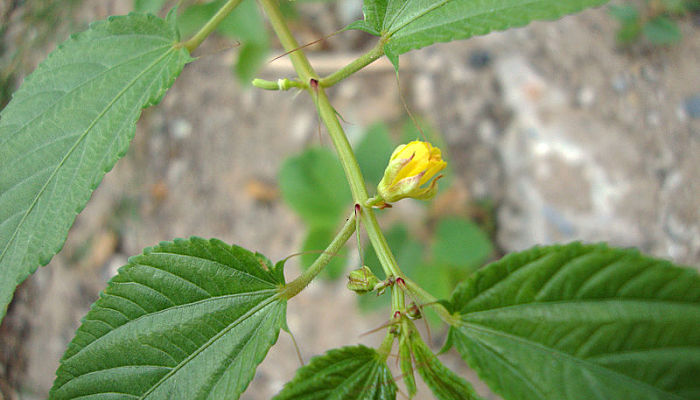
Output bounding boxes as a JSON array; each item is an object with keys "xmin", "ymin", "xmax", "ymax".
[
  {"xmin": 50, "ymin": 237, "xmax": 287, "ymax": 399},
  {"xmin": 0, "ymin": 13, "xmax": 190, "ymax": 320},
  {"xmin": 273, "ymin": 345, "xmax": 397, "ymax": 400},
  {"xmin": 352, "ymin": 0, "xmax": 609, "ymax": 68},
  {"xmin": 411, "ymin": 335, "xmax": 481, "ymax": 400},
  {"xmin": 447, "ymin": 242, "xmax": 700, "ymax": 400},
  {"xmin": 301, "ymin": 225, "xmax": 348, "ymax": 279},
  {"xmin": 278, "ymin": 147, "xmax": 352, "ymax": 227}
]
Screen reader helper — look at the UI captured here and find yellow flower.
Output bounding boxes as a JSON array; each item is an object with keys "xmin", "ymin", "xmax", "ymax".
[{"xmin": 373, "ymin": 140, "xmax": 447, "ymax": 205}]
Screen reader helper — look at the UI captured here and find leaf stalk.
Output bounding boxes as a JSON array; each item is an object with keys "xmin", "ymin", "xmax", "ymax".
[
  {"xmin": 182, "ymin": 0, "xmax": 244, "ymax": 52},
  {"xmin": 403, "ymin": 277, "xmax": 457, "ymax": 325},
  {"xmin": 280, "ymin": 212, "xmax": 356, "ymax": 300},
  {"xmin": 319, "ymin": 38, "xmax": 386, "ymax": 88}
]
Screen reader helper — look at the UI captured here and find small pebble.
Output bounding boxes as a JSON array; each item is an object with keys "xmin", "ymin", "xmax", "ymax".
[
  {"xmin": 576, "ymin": 86, "xmax": 596, "ymax": 108},
  {"xmin": 646, "ymin": 111, "xmax": 661, "ymax": 127},
  {"xmin": 641, "ymin": 65, "xmax": 658, "ymax": 83},
  {"xmin": 611, "ymin": 74, "xmax": 631, "ymax": 94},
  {"xmin": 683, "ymin": 94, "xmax": 700, "ymax": 119},
  {"xmin": 170, "ymin": 118, "xmax": 192, "ymax": 139},
  {"xmin": 468, "ymin": 49, "xmax": 492, "ymax": 69}
]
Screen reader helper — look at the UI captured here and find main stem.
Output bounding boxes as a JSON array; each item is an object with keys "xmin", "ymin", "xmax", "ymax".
[{"xmin": 259, "ymin": 0, "xmax": 405, "ymax": 291}]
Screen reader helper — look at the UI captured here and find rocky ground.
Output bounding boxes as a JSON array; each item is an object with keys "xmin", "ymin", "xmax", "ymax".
[{"xmin": 1, "ymin": 0, "xmax": 699, "ymax": 399}]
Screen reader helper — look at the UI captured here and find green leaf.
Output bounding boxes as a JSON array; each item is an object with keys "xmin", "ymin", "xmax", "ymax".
[
  {"xmin": 410, "ymin": 262, "xmax": 452, "ymax": 301},
  {"xmin": 301, "ymin": 225, "xmax": 348, "ymax": 280},
  {"xmin": 50, "ymin": 238, "xmax": 287, "ymax": 399},
  {"xmin": 352, "ymin": 0, "xmax": 609, "ymax": 68},
  {"xmin": 643, "ymin": 16, "xmax": 682, "ymax": 45},
  {"xmin": 432, "ymin": 217, "xmax": 492, "ymax": 271},
  {"xmin": 235, "ymin": 42, "xmax": 268, "ymax": 84},
  {"xmin": 355, "ymin": 123, "xmax": 395, "ymax": 187},
  {"xmin": 447, "ymin": 242, "xmax": 700, "ymax": 400},
  {"xmin": 616, "ymin": 20, "xmax": 643, "ymax": 44},
  {"xmin": 133, "ymin": 0, "xmax": 169, "ymax": 14},
  {"xmin": 0, "ymin": 14, "xmax": 190, "ymax": 320},
  {"xmin": 216, "ymin": 0, "xmax": 268, "ymax": 44},
  {"xmin": 660, "ymin": 0, "xmax": 688, "ymax": 15},
  {"xmin": 273, "ymin": 345, "xmax": 397, "ymax": 399},
  {"xmin": 278, "ymin": 147, "xmax": 352, "ymax": 227},
  {"xmin": 411, "ymin": 335, "xmax": 481, "ymax": 400},
  {"xmin": 609, "ymin": 4, "xmax": 639, "ymax": 23}
]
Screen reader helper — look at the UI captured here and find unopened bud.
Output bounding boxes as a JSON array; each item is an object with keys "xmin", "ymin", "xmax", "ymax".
[
  {"xmin": 347, "ymin": 266, "xmax": 380, "ymax": 294},
  {"xmin": 374, "ymin": 140, "xmax": 446, "ymax": 205}
]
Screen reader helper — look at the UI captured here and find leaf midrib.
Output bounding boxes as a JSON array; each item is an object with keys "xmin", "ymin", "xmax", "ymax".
[
  {"xmin": 143, "ymin": 250, "xmax": 278, "ymax": 288},
  {"xmin": 386, "ymin": 0, "xmax": 451, "ymax": 37},
  {"xmin": 458, "ymin": 321, "xmax": 687, "ymax": 399},
  {"xmin": 460, "ymin": 298, "xmax": 700, "ymax": 322},
  {"xmin": 62, "ymin": 289, "xmax": 277, "ymax": 365},
  {"xmin": 384, "ymin": 0, "xmax": 603, "ymax": 46},
  {"xmin": 0, "ymin": 44, "xmax": 176, "ymax": 270},
  {"xmin": 139, "ymin": 293, "xmax": 282, "ymax": 398}
]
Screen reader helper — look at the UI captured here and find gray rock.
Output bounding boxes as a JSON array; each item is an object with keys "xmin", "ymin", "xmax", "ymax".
[{"xmin": 684, "ymin": 94, "xmax": 700, "ymax": 119}]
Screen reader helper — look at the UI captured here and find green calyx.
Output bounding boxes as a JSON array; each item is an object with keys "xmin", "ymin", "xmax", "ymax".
[{"xmin": 346, "ymin": 265, "xmax": 381, "ymax": 294}]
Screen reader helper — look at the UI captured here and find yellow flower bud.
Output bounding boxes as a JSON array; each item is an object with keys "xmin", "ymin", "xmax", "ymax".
[{"xmin": 373, "ymin": 141, "xmax": 447, "ymax": 205}]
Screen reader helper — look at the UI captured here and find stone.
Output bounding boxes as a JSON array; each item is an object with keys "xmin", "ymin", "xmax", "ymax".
[{"xmin": 684, "ymin": 94, "xmax": 700, "ymax": 119}]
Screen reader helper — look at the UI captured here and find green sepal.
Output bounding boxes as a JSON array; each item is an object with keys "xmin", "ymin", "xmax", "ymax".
[
  {"xmin": 411, "ymin": 334, "xmax": 482, "ymax": 400},
  {"xmin": 437, "ymin": 324, "xmax": 455, "ymax": 355}
]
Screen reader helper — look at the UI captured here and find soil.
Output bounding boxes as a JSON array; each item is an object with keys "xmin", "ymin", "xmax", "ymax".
[{"xmin": 1, "ymin": 0, "xmax": 699, "ymax": 399}]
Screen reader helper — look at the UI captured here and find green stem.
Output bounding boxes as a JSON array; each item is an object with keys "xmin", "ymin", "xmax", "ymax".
[
  {"xmin": 258, "ymin": 0, "xmax": 317, "ymax": 82},
  {"xmin": 251, "ymin": 78, "xmax": 305, "ymax": 91},
  {"xmin": 259, "ymin": 0, "xmax": 407, "ymax": 315},
  {"xmin": 319, "ymin": 39, "xmax": 386, "ymax": 88},
  {"xmin": 259, "ymin": 0, "xmax": 400, "ymax": 277},
  {"xmin": 183, "ymin": 0, "xmax": 244, "ymax": 53},
  {"xmin": 391, "ymin": 285, "xmax": 405, "ymax": 314},
  {"xmin": 281, "ymin": 212, "xmax": 356, "ymax": 300}
]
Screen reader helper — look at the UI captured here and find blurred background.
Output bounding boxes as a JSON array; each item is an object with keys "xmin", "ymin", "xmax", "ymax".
[{"xmin": 1, "ymin": 0, "xmax": 699, "ymax": 398}]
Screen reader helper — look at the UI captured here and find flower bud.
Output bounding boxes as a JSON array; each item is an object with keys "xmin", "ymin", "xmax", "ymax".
[
  {"xmin": 374, "ymin": 141, "xmax": 446, "ymax": 205},
  {"xmin": 346, "ymin": 266, "xmax": 380, "ymax": 294},
  {"xmin": 406, "ymin": 302, "xmax": 422, "ymax": 320}
]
